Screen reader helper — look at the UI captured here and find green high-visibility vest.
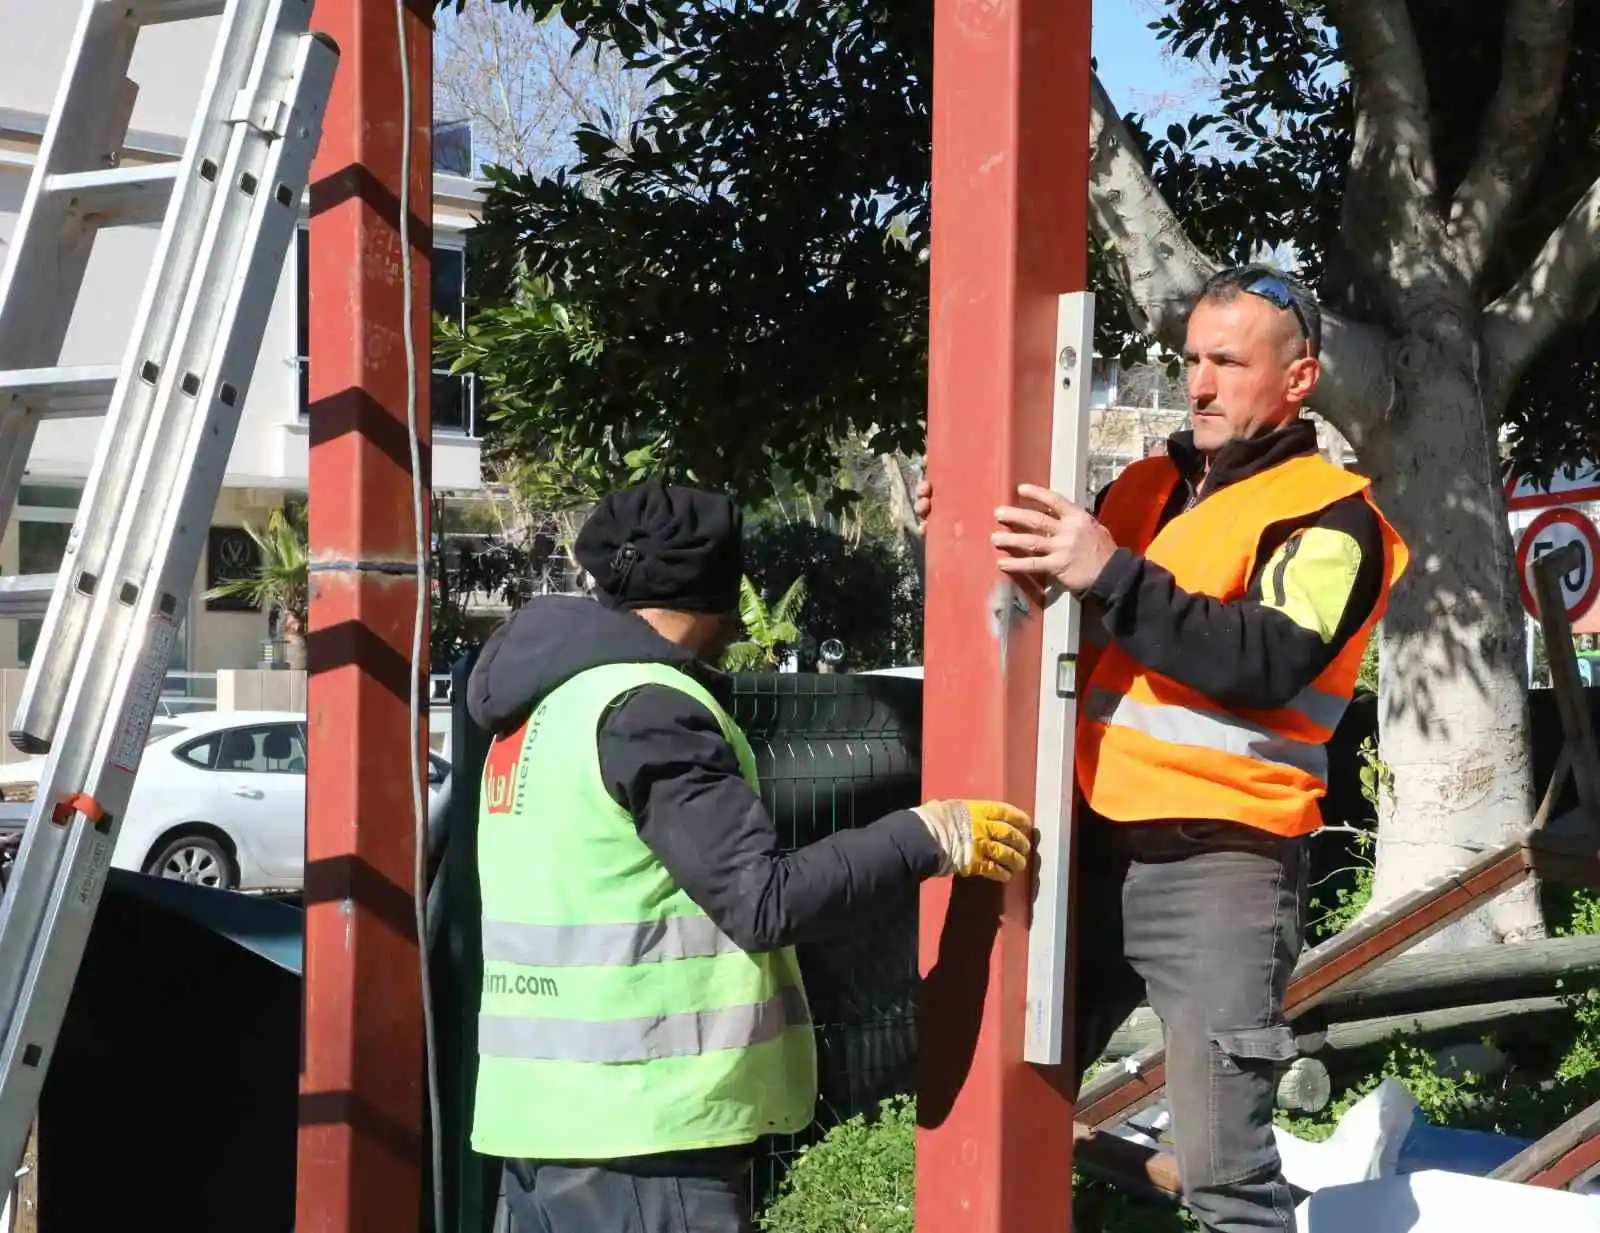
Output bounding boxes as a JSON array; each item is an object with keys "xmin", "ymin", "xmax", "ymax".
[{"xmin": 471, "ymin": 660, "xmax": 818, "ymax": 1161}]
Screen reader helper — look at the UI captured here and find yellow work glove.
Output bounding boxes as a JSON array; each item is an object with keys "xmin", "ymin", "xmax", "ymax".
[{"xmin": 913, "ymin": 800, "xmax": 1033, "ymax": 882}]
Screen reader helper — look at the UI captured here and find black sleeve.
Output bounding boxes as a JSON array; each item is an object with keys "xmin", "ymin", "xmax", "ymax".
[
  {"xmin": 596, "ymin": 685, "xmax": 945, "ymax": 952},
  {"xmin": 1084, "ymin": 495, "xmax": 1386, "ymax": 710}
]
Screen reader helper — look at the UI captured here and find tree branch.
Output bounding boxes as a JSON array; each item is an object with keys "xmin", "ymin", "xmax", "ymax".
[
  {"xmin": 1482, "ymin": 168, "xmax": 1600, "ymax": 403},
  {"xmin": 1087, "ymin": 72, "xmax": 1214, "ymax": 355},
  {"xmin": 1325, "ymin": 0, "xmax": 1442, "ymax": 300},
  {"xmin": 1087, "ymin": 72, "xmax": 1393, "ymax": 449},
  {"xmin": 880, "ymin": 453, "xmax": 925, "ymax": 590},
  {"xmin": 1448, "ymin": 0, "xmax": 1574, "ymax": 286}
]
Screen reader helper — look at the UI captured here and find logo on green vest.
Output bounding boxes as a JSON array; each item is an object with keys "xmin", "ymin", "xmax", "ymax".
[
  {"xmin": 483, "ymin": 709, "xmax": 542, "ymax": 815},
  {"xmin": 484, "ymin": 972, "xmax": 560, "ymax": 998}
]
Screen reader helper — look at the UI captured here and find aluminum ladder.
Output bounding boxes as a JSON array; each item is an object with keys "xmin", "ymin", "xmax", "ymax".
[{"xmin": 0, "ymin": 0, "xmax": 336, "ymax": 1183}]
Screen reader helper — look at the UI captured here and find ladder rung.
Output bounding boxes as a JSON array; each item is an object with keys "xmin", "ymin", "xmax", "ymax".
[
  {"xmin": 0, "ymin": 576, "xmax": 56, "ymax": 620},
  {"xmin": 0, "ymin": 366, "xmax": 118, "ymax": 419},
  {"xmin": 129, "ymin": 0, "xmax": 229, "ymax": 25},
  {"xmin": 45, "ymin": 165, "xmax": 180, "ymax": 228}
]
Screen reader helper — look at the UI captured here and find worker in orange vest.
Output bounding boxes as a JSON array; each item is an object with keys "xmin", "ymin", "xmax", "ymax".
[{"xmin": 917, "ymin": 266, "xmax": 1408, "ymax": 1233}]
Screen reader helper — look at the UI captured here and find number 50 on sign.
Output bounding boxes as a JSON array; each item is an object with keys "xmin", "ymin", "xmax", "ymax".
[{"xmin": 1516, "ymin": 507, "xmax": 1600, "ymax": 621}]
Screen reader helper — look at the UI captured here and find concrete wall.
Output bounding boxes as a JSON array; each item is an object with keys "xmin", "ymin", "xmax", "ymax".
[
  {"xmin": 216, "ymin": 669, "xmax": 306, "ymax": 715},
  {"xmin": 0, "ymin": 5, "xmax": 214, "ymax": 133}
]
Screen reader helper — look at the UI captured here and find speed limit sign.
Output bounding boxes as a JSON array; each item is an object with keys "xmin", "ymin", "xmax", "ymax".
[{"xmin": 1517, "ymin": 507, "xmax": 1600, "ymax": 619}]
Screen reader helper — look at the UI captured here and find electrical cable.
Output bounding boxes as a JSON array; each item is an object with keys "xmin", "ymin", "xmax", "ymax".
[{"xmin": 392, "ymin": 2, "xmax": 446, "ymax": 1229}]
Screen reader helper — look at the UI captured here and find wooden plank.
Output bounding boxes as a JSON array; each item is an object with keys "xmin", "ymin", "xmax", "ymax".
[
  {"xmin": 1532, "ymin": 746, "xmax": 1572, "ymax": 833},
  {"xmin": 1072, "ymin": 1122, "xmax": 1181, "ymax": 1199},
  {"xmin": 1527, "ymin": 831, "xmax": 1600, "ymax": 889},
  {"xmin": 1490, "ymin": 1094, "xmax": 1600, "ymax": 1188},
  {"xmin": 1109, "ymin": 995, "xmax": 1569, "ymax": 1060},
  {"xmin": 11, "ymin": 1121, "xmax": 35, "ymax": 1233},
  {"xmin": 1287, "ymin": 844, "xmax": 1531, "ymax": 1013},
  {"xmin": 1533, "ymin": 545, "xmax": 1600, "ymax": 823},
  {"xmin": 1079, "ymin": 840, "xmax": 1532, "ymax": 1129},
  {"xmin": 1304, "ymin": 933, "xmax": 1600, "ymax": 1020}
]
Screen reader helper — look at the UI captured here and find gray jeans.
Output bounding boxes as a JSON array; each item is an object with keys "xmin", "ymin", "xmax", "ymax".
[
  {"xmin": 501, "ymin": 1152, "xmax": 752, "ymax": 1233},
  {"xmin": 1074, "ymin": 815, "xmax": 1308, "ymax": 1233}
]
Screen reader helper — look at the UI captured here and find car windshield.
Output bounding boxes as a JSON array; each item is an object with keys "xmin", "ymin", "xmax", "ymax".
[{"xmin": 146, "ymin": 723, "xmax": 181, "ymax": 745}]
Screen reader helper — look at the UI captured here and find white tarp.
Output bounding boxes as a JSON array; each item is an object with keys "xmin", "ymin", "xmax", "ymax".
[
  {"xmin": 1298, "ymin": 1169, "xmax": 1600, "ymax": 1232},
  {"xmin": 1273, "ymin": 1078, "xmax": 1600, "ymax": 1230}
]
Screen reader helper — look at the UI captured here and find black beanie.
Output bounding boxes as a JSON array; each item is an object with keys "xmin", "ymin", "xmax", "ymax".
[{"xmin": 573, "ymin": 480, "xmax": 743, "ymax": 613}]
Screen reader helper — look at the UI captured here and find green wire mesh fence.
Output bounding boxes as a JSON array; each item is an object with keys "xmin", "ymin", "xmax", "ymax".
[{"xmin": 728, "ymin": 672, "xmax": 924, "ymax": 1215}]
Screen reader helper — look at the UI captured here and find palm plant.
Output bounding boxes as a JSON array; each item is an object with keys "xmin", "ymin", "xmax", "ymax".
[
  {"xmin": 722, "ymin": 575, "xmax": 806, "ymax": 672},
  {"xmin": 203, "ymin": 506, "xmax": 309, "ymax": 668}
]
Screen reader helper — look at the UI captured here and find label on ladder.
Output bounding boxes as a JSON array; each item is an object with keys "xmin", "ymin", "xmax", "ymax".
[
  {"xmin": 108, "ymin": 611, "xmax": 177, "ymax": 774},
  {"xmin": 73, "ymin": 836, "xmax": 111, "ymax": 910}
]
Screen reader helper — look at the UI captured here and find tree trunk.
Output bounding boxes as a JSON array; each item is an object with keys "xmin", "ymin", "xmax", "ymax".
[
  {"xmin": 1360, "ymin": 327, "xmax": 1541, "ymax": 950},
  {"xmin": 879, "ymin": 452, "xmax": 926, "ymax": 591}
]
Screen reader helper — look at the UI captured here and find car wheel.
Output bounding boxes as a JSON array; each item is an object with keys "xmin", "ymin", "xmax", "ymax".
[{"xmin": 144, "ymin": 832, "xmax": 235, "ymax": 890}]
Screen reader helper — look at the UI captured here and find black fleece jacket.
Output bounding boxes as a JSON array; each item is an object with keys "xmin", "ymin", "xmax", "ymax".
[{"xmin": 466, "ymin": 597, "xmax": 943, "ymax": 955}]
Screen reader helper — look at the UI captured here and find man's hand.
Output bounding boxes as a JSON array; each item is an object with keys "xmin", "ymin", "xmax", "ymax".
[
  {"xmin": 914, "ymin": 799, "xmax": 1033, "ymax": 882},
  {"xmin": 993, "ymin": 483, "xmax": 1118, "ymax": 596},
  {"xmin": 913, "ymin": 475, "xmax": 932, "ymax": 538}
]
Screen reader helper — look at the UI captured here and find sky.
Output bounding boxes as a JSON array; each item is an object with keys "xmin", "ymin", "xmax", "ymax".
[{"xmin": 1093, "ymin": 0, "xmax": 1223, "ymax": 126}]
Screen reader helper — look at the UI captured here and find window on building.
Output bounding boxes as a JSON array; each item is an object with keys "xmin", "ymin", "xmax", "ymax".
[
  {"xmin": 16, "ymin": 520, "xmax": 71, "ymax": 666},
  {"xmin": 1090, "ymin": 357, "xmax": 1119, "ymax": 410},
  {"xmin": 434, "ymin": 119, "xmax": 474, "ymax": 177},
  {"xmin": 296, "ymin": 227, "xmax": 309, "ymax": 413},
  {"xmin": 13, "ymin": 484, "xmax": 187, "ymax": 671},
  {"xmin": 431, "ymin": 245, "xmax": 471, "ymax": 435},
  {"xmin": 296, "ymin": 228, "xmax": 476, "ymax": 436}
]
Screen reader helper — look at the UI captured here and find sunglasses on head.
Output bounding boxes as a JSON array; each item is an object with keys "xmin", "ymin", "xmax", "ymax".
[{"xmin": 1234, "ymin": 269, "xmax": 1314, "ymax": 346}]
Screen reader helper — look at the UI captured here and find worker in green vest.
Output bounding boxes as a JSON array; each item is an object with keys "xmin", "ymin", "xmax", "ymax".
[{"xmin": 466, "ymin": 479, "xmax": 1032, "ymax": 1233}]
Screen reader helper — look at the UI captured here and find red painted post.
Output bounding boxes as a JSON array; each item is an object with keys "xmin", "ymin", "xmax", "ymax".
[
  {"xmin": 299, "ymin": 0, "xmax": 432, "ymax": 1229},
  {"xmin": 917, "ymin": 2, "xmax": 1092, "ymax": 1231}
]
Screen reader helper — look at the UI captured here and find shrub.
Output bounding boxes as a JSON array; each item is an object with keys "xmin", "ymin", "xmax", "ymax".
[
  {"xmin": 759, "ymin": 1094, "xmax": 1198, "ymax": 1232},
  {"xmin": 759, "ymin": 1096, "xmax": 915, "ymax": 1233}
]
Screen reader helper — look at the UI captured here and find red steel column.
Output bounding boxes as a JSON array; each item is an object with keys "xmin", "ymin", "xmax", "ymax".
[
  {"xmin": 917, "ymin": 2, "xmax": 1092, "ymax": 1231},
  {"xmin": 299, "ymin": 0, "xmax": 432, "ymax": 1229}
]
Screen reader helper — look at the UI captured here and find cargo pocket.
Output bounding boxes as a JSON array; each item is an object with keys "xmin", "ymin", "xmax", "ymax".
[
  {"xmin": 1211, "ymin": 1023, "xmax": 1298, "ymax": 1071},
  {"xmin": 1198, "ymin": 1025, "xmax": 1299, "ymax": 1188}
]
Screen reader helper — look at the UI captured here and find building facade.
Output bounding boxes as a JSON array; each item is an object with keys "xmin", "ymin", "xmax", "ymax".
[{"xmin": 0, "ymin": 4, "xmax": 487, "ymax": 679}]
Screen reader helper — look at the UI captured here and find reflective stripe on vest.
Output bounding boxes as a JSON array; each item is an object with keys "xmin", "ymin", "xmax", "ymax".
[
  {"xmin": 481, "ymin": 914, "xmax": 747, "ymax": 967},
  {"xmin": 479, "ymin": 985, "xmax": 812, "ymax": 1064},
  {"xmin": 1084, "ymin": 688, "xmax": 1331, "ymax": 782}
]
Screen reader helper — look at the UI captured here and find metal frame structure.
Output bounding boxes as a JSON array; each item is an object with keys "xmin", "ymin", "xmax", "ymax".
[
  {"xmin": 298, "ymin": 0, "xmax": 432, "ymax": 1228},
  {"xmin": 917, "ymin": 2, "xmax": 1092, "ymax": 1229}
]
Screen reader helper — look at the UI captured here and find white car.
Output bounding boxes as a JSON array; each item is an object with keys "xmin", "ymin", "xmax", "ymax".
[{"xmin": 0, "ymin": 710, "xmax": 448, "ymax": 892}]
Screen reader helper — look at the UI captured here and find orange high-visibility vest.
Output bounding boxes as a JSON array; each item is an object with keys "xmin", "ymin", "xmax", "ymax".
[{"xmin": 1077, "ymin": 451, "xmax": 1408, "ymax": 837}]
